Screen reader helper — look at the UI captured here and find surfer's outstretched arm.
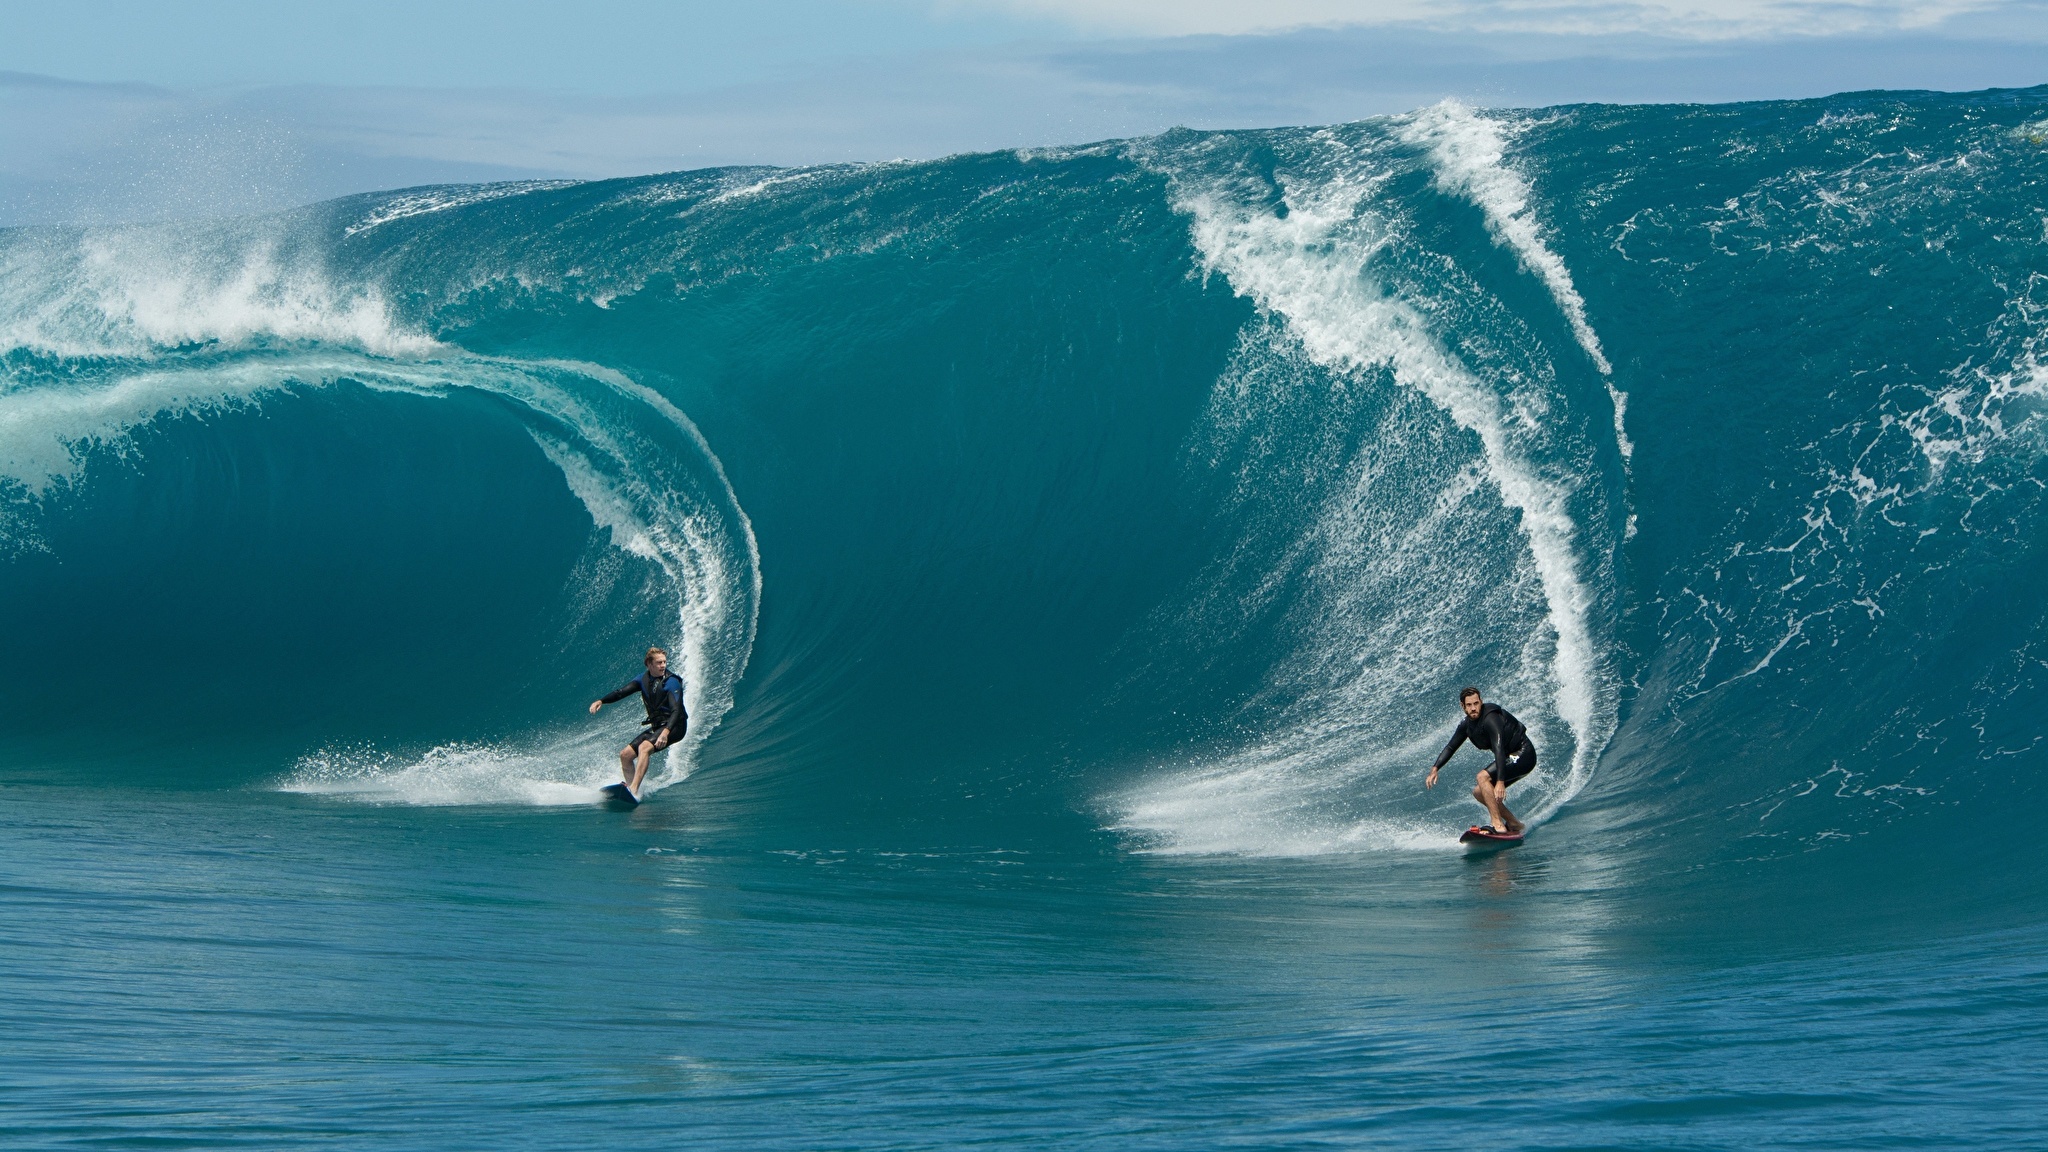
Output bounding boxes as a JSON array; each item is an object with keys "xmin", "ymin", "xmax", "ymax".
[
  {"xmin": 1427, "ymin": 725, "xmax": 1467, "ymax": 788},
  {"xmin": 1434, "ymin": 728, "xmax": 1468, "ymax": 769},
  {"xmin": 589, "ymin": 679, "xmax": 641, "ymax": 714},
  {"xmin": 600, "ymin": 680, "xmax": 642, "ymax": 705}
]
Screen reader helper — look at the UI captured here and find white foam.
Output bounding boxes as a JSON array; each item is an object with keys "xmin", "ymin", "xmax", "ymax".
[
  {"xmin": 1111, "ymin": 745, "xmax": 1461, "ymax": 857},
  {"xmin": 1401, "ymin": 102, "xmax": 1634, "ymax": 464},
  {"xmin": 534, "ymin": 435, "xmax": 664, "ymax": 561},
  {"xmin": 1190, "ymin": 175, "xmax": 1601, "ymax": 775},
  {"xmin": 1895, "ymin": 351, "xmax": 2048, "ymax": 479},
  {"xmin": 1669, "ymin": 301, "xmax": 2048, "ymax": 702},
  {"xmin": 342, "ymin": 182, "xmax": 579, "ymax": 237},
  {"xmin": 282, "ymin": 734, "xmax": 648, "ymax": 807},
  {"xmin": 1115, "ymin": 126, "xmax": 1618, "ymax": 854},
  {"xmin": 0, "ymin": 224, "xmax": 440, "ymax": 361}
]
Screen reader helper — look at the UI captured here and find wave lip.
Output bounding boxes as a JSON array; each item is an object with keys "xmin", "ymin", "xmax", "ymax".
[
  {"xmin": 0, "ymin": 222, "xmax": 440, "ymax": 361},
  {"xmin": 341, "ymin": 181, "xmax": 580, "ymax": 238}
]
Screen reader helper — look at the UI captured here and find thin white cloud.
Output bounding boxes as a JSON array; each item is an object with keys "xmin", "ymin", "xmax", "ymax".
[{"xmin": 948, "ymin": 0, "xmax": 2009, "ymax": 39}]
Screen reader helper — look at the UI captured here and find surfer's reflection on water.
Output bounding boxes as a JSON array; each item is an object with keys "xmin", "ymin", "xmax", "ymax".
[
  {"xmin": 627, "ymin": 804, "xmax": 696, "ymax": 835},
  {"xmin": 1452, "ymin": 852, "xmax": 1527, "ymax": 943},
  {"xmin": 1474, "ymin": 851, "xmax": 1523, "ymax": 899}
]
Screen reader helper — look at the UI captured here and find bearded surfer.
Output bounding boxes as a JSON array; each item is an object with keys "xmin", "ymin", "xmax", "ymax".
[
  {"xmin": 1425, "ymin": 686, "xmax": 1535, "ymax": 835},
  {"xmin": 588, "ymin": 646, "xmax": 687, "ymax": 801}
]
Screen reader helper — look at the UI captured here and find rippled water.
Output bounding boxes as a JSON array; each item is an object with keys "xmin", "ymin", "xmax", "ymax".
[{"xmin": 6, "ymin": 783, "xmax": 2043, "ymax": 1149}]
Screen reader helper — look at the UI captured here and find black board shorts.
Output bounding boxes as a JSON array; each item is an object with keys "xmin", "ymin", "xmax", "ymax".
[
  {"xmin": 631, "ymin": 725, "xmax": 677, "ymax": 750},
  {"xmin": 1489, "ymin": 743, "xmax": 1537, "ymax": 786}
]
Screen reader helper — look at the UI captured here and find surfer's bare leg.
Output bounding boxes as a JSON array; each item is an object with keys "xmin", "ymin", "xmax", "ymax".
[
  {"xmin": 1473, "ymin": 771, "xmax": 1510, "ymax": 832},
  {"xmin": 618, "ymin": 744, "xmax": 637, "ymax": 784},
  {"xmin": 1494, "ymin": 779, "xmax": 1523, "ymax": 834},
  {"xmin": 628, "ymin": 740, "xmax": 656, "ymax": 793}
]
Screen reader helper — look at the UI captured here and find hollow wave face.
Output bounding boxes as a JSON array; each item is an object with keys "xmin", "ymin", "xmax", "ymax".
[
  {"xmin": 0, "ymin": 216, "xmax": 758, "ymax": 801},
  {"xmin": 4, "ymin": 88, "xmax": 2047, "ymax": 907}
]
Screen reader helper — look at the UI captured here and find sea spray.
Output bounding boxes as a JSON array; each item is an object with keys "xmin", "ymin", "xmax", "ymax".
[{"xmin": 1113, "ymin": 123, "xmax": 1620, "ymax": 853}]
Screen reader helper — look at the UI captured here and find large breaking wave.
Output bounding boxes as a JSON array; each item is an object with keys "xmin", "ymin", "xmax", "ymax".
[{"xmin": 4, "ymin": 87, "xmax": 2047, "ymax": 905}]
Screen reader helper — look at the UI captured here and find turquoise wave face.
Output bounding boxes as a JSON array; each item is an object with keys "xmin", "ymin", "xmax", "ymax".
[{"xmin": 4, "ymin": 88, "xmax": 2046, "ymax": 907}]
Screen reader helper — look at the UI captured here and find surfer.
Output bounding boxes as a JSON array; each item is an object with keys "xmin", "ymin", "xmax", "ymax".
[
  {"xmin": 1425, "ymin": 687, "xmax": 1535, "ymax": 835},
  {"xmin": 588, "ymin": 646, "xmax": 687, "ymax": 799}
]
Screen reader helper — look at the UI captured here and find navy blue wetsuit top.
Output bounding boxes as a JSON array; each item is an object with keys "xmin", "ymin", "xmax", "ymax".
[
  {"xmin": 602, "ymin": 670, "xmax": 686, "ymax": 733},
  {"xmin": 1432, "ymin": 703, "xmax": 1528, "ymax": 777}
]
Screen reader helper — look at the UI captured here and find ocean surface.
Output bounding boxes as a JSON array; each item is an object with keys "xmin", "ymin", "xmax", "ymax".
[{"xmin": 5, "ymin": 87, "xmax": 2048, "ymax": 1149}]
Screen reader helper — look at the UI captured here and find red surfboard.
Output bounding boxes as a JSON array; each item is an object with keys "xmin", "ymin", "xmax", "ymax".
[{"xmin": 1459, "ymin": 825, "xmax": 1524, "ymax": 848}]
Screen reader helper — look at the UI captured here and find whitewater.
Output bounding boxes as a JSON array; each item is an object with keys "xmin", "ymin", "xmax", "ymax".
[{"xmin": 4, "ymin": 86, "xmax": 2048, "ymax": 1150}]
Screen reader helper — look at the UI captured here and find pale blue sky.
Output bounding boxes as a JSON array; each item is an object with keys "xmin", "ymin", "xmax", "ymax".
[
  {"xmin": 4, "ymin": 1, "xmax": 2046, "ymax": 224},
  {"xmin": 0, "ymin": 1, "xmax": 1072, "ymax": 93}
]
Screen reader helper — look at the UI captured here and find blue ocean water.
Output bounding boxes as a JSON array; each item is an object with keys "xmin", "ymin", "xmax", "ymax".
[{"xmin": 5, "ymin": 87, "xmax": 2048, "ymax": 1148}]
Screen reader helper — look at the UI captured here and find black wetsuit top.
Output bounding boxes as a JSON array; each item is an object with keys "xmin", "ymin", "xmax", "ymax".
[
  {"xmin": 1432, "ymin": 702, "xmax": 1529, "ymax": 777},
  {"xmin": 602, "ymin": 669, "xmax": 686, "ymax": 734}
]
